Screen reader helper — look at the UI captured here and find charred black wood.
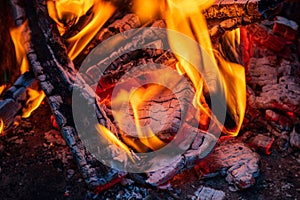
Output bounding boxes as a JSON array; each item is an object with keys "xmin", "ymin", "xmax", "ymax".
[
  {"xmin": 9, "ymin": 0, "xmax": 125, "ymax": 189},
  {"xmin": 0, "ymin": 72, "xmax": 35, "ymax": 131}
]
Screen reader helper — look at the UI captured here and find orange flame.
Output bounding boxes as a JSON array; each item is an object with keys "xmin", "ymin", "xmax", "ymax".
[
  {"xmin": 44, "ymin": 0, "xmax": 246, "ymax": 155},
  {"xmin": 111, "ymin": 84, "xmax": 167, "ymax": 153},
  {"xmin": 129, "ymin": 85, "xmax": 166, "ymax": 151},
  {"xmin": 10, "ymin": 22, "xmax": 46, "ymax": 119},
  {"xmin": 0, "ymin": 84, "xmax": 6, "ymax": 96},
  {"xmin": 132, "ymin": 0, "xmax": 160, "ymax": 22},
  {"xmin": 47, "ymin": 0, "xmax": 116, "ymax": 60},
  {"xmin": 10, "ymin": 21, "xmax": 30, "ymax": 74},
  {"xmin": 161, "ymin": 0, "xmax": 246, "ymax": 136},
  {"xmin": 22, "ymin": 88, "xmax": 46, "ymax": 118}
]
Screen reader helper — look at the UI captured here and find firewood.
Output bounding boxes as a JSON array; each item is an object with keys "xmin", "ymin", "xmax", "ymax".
[
  {"xmin": 8, "ymin": 0, "xmax": 125, "ymax": 189},
  {"xmin": 0, "ymin": 72, "xmax": 35, "ymax": 131}
]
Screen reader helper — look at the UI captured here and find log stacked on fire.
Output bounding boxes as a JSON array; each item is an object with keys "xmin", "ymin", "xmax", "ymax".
[{"xmin": 0, "ymin": 0, "xmax": 294, "ymax": 194}]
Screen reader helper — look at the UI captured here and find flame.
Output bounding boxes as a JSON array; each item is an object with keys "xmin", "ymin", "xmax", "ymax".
[
  {"xmin": 132, "ymin": 0, "xmax": 160, "ymax": 22},
  {"xmin": 0, "ymin": 84, "xmax": 6, "ymax": 96},
  {"xmin": 129, "ymin": 85, "xmax": 166, "ymax": 151},
  {"xmin": 0, "ymin": 119, "xmax": 4, "ymax": 135},
  {"xmin": 22, "ymin": 88, "xmax": 46, "ymax": 118},
  {"xmin": 10, "ymin": 21, "xmax": 30, "ymax": 74},
  {"xmin": 111, "ymin": 84, "xmax": 167, "ymax": 153},
  {"xmin": 95, "ymin": 124, "xmax": 133, "ymax": 160},
  {"xmin": 47, "ymin": 0, "xmax": 116, "ymax": 60},
  {"xmin": 10, "ymin": 22, "xmax": 46, "ymax": 119},
  {"xmin": 161, "ymin": 0, "xmax": 246, "ymax": 136}
]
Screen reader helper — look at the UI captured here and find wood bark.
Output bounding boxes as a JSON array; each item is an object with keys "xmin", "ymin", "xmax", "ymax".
[{"xmin": 8, "ymin": 0, "xmax": 125, "ymax": 189}]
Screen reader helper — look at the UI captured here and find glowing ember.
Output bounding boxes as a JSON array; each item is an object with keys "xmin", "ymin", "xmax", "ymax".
[{"xmin": 47, "ymin": 0, "xmax": 116, "ymax": 60}]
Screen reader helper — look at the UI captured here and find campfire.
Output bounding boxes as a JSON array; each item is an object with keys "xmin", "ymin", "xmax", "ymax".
[{"xmin": 0, "ymin": 0, "xmax": 299, "ymax": 199}]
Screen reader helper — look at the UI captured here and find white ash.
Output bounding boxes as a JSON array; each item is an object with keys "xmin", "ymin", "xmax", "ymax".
[{"xmin": 190, "ymin": 186, "xmax": 225, "ymax": 200}]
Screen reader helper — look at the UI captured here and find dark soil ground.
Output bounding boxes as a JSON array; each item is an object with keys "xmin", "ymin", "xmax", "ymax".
[{"xmin": 0, "ymin": 103, "xmax": 299, "ymax": 200}]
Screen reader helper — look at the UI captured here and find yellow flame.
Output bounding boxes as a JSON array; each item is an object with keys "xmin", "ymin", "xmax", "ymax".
[
  {"xmin": 215, "ymin": 53, "xmax": 246, "ymax": 135},
  {"xmin": 0, "ymin": 119, "xmax": 4, "ymax": 135},
  {"xmin": 163, "ymin": 0, "xmax": 246, "ymax": 136},
  {"xmin": 22, "ymin": 88, "xmax": 46, "ymax": 118},
  {"xmin": 48, "ymin": 0, "xmax": 116, "ymax": 60}
]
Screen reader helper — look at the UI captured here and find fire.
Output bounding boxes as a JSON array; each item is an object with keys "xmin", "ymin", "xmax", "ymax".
[
  {"xmin": 132, "ymin": 0, "xmax": 160, "ymax": 22},
  {"xmin": 47, "ymin": 0, "xmax": 116, "ymax": 60},
  {"xmin": 0, "ymin": 119, "xmax": 4, "ymax": 135},
  {"xmin": 161, "ymin": 0, "xmax": 246, "ymax": 136},
  {"xmin": 22, "ymin": 88, "xmax": 46, "ymax": 118},
  {"xmin": 95, "ymin": 124, "xmax": 133, "ymax": 160},
  {"xmin": 111, "ymin": 84, "xmax": 167, "ymax": 153},
  {"xmin": 10, "ymin": 21, "xmax": 46, "ymax": 120},
  {"xmin": 76, "ymin": 0, "xmax": 246, "ymax": 155},
  {"xmin": 129, "ymin": 84, "xmax": 166, "ymax": 151},
  {"xmin": 0, "ymin": 84, "xmax": 6, "ymax": 96},
  {"xmin": 8, "ymin": 0, "xmax": 246, "ymax": 147},
  {"xmin": 10, "ymin": 21, "xmax": 30, "ymax": 74}
]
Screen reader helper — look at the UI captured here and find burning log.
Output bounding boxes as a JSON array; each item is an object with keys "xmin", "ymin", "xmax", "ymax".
[
  {"xmin": 195, "ymin": 137, "xmax": 260, "ymax": 191},
  {"xmin": 8, "ymin": 0, "xmax": 127, "ymax": 189},
  {"xmin": 0, "ymin": 0, "xmax": 283, "ymax": 134},
  {"xmin": 7, "ymin": 0, "xmax": 218, "ymax": 190}
]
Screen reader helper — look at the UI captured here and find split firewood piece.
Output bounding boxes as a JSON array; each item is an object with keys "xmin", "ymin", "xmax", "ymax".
[
  {"xmin": 195, "ymin": 137, "xmax": 260, "ymax": 191},
  {"xmin": 0, "ymin": 72, "xmax": 35, "ymax": 132},
  {"xmin": 9, "ymin": 0, "xmax": 125, "ymax": 189}
]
